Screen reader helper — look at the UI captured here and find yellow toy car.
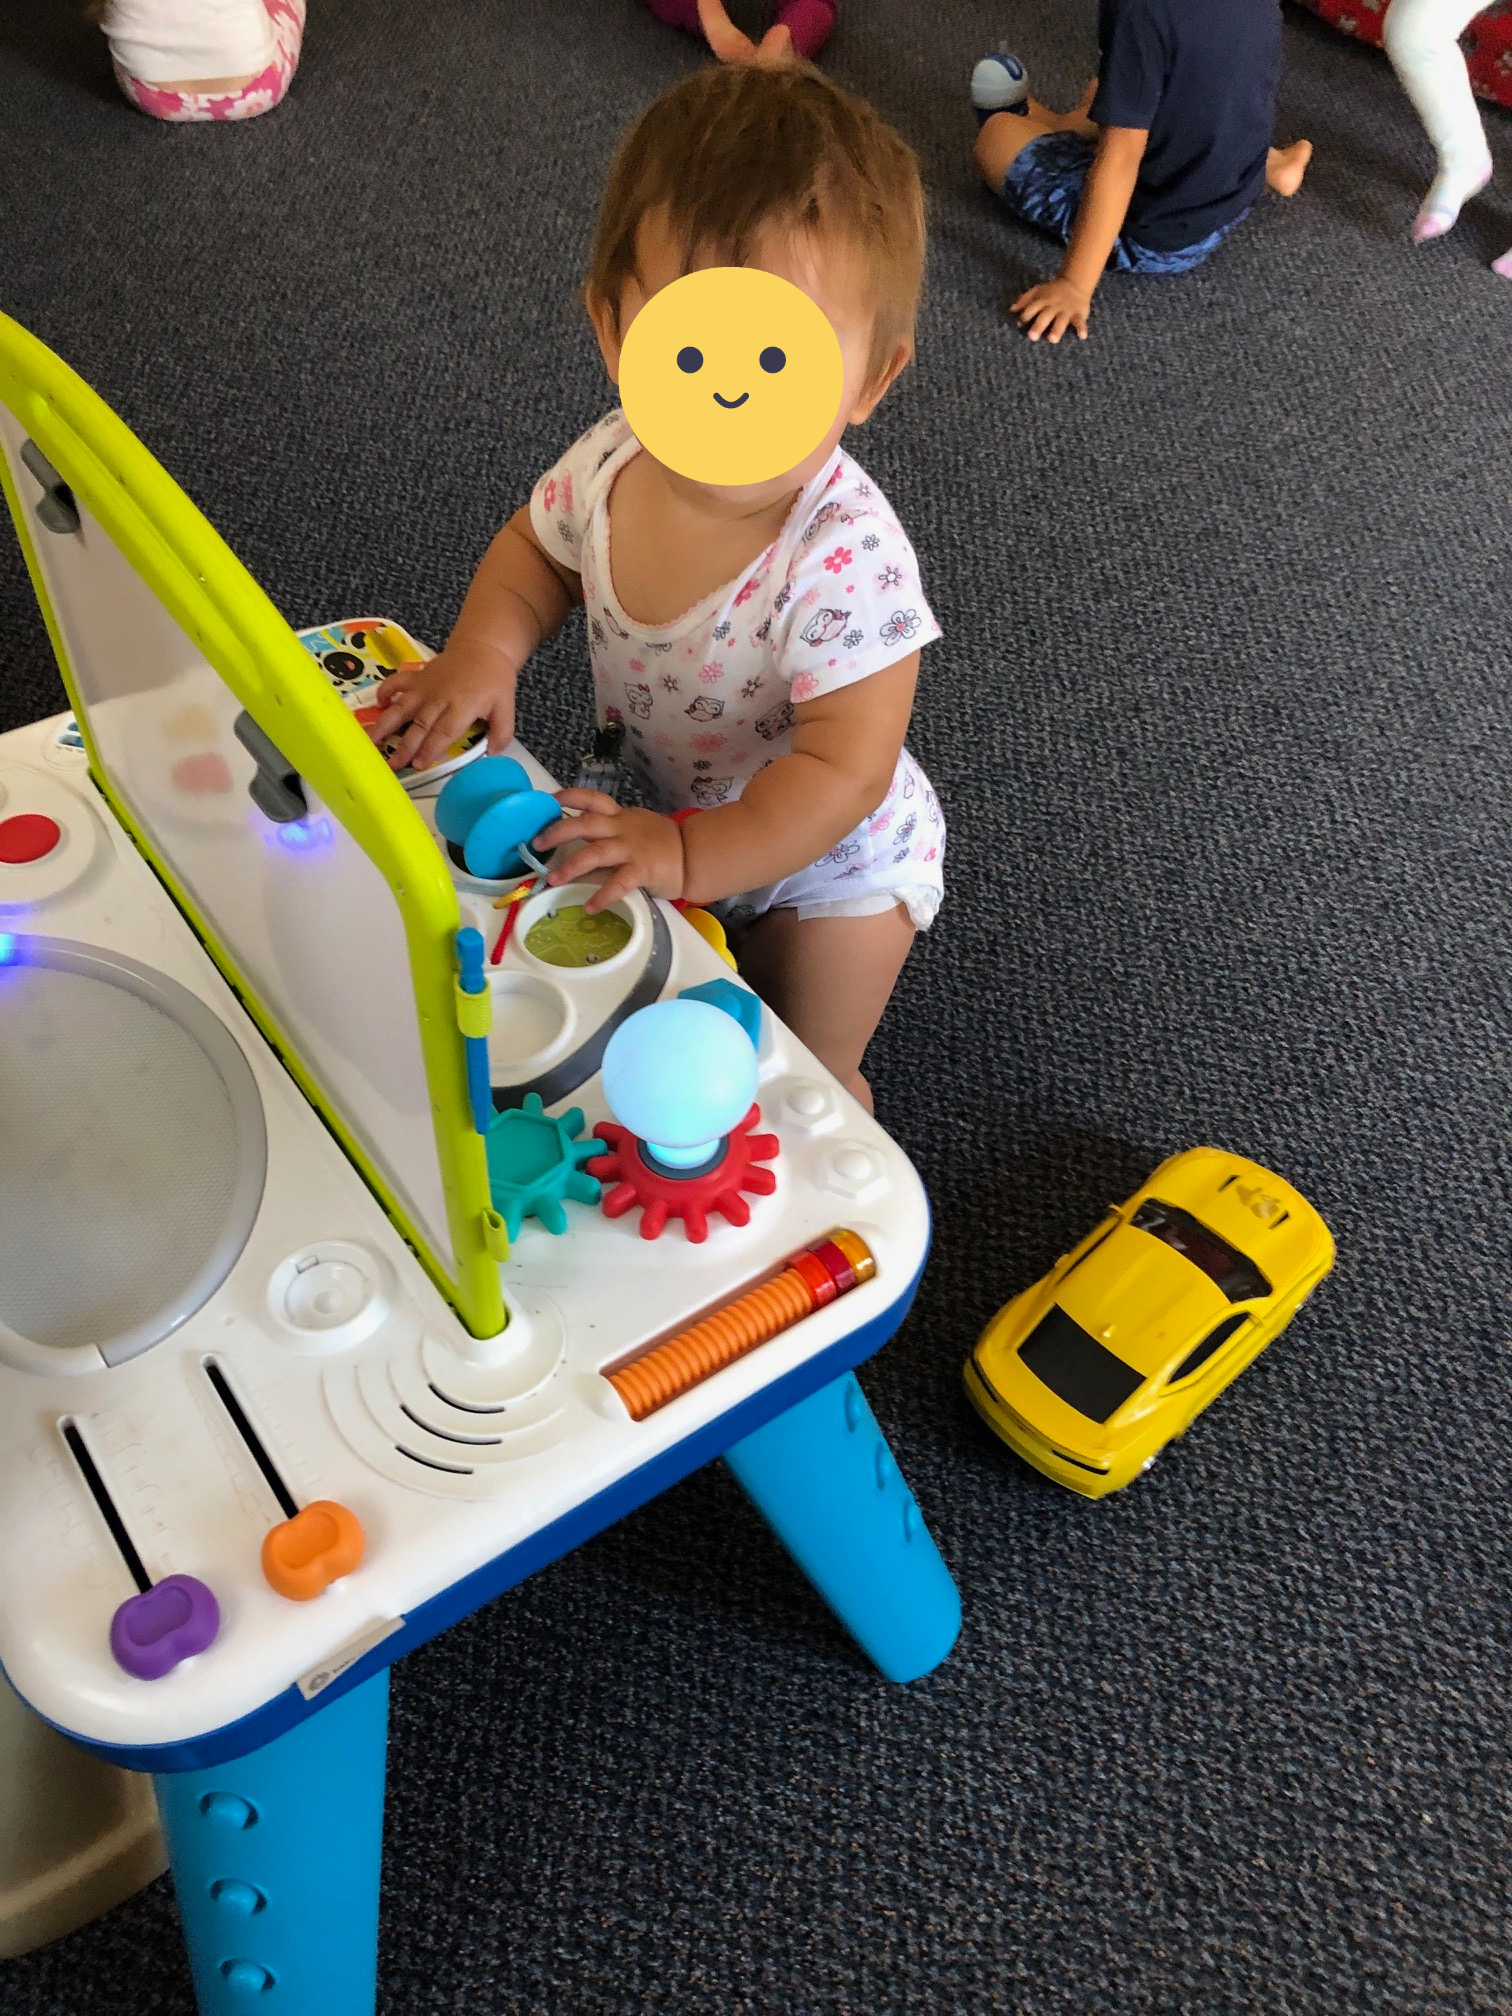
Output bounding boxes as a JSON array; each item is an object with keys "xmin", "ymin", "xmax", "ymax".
[{"xmin": 964, "ymin": 1147, "xmax": 1334, "ymax": 1498}]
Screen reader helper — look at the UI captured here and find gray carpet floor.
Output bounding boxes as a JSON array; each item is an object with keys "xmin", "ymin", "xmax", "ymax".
[{"xmin": 3, "ymin": 1, "xmax": 1511, "ymax": 2010}]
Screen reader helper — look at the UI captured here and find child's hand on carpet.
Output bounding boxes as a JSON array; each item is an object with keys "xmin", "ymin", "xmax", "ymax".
[
  {"xmin": 368, "ymin": 647, "xmax": 516, "ymax": 772},
  {"xmin": 536, "ymin": 793, "xmax": 688, "ymax": 911},
  {"xmin": 1012, "ymin": 276, "xmax": 1091, "ymax": 343}
]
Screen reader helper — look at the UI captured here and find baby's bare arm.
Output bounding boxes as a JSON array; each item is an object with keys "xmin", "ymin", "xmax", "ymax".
[
  {"xmin": 533, "ymin": 654, "xmax": 921, "ymax": 914},
  {"xmin": 368, "ymin": 506, "xmax": 581, "ymax": 772},
  {"xmin": 681, "ymin": 653, "xmax": 920, "ymax": 904},
  {"xmin": 1013, "ymin": 124, "xmax": 1148, "ymax": 343}
]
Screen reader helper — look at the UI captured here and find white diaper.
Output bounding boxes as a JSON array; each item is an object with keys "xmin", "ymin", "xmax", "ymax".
[
  {"xmin": 792, "ymin": 888, "xmax": 942, "ymax": 928},
  {"xmin": 101, "ymin": 0, "xmax": 277, "ymax": 84},
  {"xmin": 718, "ymin": 746, "xmax": 946, "ymax": 933}
]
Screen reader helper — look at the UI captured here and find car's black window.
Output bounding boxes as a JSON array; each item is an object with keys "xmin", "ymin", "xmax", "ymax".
[
  {"xmin": 1130, "ymin": 1200, "xmax": 1270, "ymax": 1303},
  {"xmin": 1169, "ymin": 1312, "xmax": 1248, "ymax": 1383},
  {"xmin": 1018, "ymin": 1306, "xmax": 1144, "ymax": 1423}
]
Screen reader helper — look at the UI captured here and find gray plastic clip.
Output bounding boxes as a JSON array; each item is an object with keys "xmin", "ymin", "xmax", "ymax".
[
  {"xmin": 20, "ymin": 440, "xmax": 80, "ymax": 536},
  {"xmin": 233, "ymin": 710, "xmax": 308, "ymax": 824}
]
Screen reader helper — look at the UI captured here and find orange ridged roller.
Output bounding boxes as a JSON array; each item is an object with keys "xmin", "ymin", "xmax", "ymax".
[{"xmin": 608, "ymin": 1230, "xmax": 874, "ymax": 1421}]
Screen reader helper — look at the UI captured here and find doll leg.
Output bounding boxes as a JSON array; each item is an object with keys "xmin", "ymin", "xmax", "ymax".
[{"xmin": 1383, "ymin": 0, "xmax": 1493, "ymax": 241}]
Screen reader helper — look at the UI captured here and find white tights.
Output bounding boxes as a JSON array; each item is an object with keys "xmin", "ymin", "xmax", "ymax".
[{"xmin": 1382, "ymin": 0, "xmax": 1494, "ymax": 239}]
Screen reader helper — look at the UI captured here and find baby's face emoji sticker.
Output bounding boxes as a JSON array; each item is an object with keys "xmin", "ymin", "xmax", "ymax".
[{"xmin": 618, "ymin": 267, "xmax": 845, "ymax": 486}]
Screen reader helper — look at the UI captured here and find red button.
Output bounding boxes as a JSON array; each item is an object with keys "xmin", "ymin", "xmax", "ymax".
[{"xmin": 0, "ymin": 814, "xmax": 61, "ymax": 865}]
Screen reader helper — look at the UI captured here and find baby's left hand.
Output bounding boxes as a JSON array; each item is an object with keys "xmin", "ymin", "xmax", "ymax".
[
  {"xmin": 534, "ymin": 790, "xmax": 687, "ymax": 913},
  {"xmin": 1012, "ymin": 277, "xmax": 1091, "ymax": 343}
]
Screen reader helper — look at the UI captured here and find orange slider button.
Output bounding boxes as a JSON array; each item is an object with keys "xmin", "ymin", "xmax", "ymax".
[{"xmin": 261, "ymin": 1500, "xmax": 366, "ymax": 1602}]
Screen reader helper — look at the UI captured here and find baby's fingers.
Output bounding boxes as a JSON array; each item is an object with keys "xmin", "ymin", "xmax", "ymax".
[
  {"xmin": 585, "ymin": 865, "xmax": 642, "ymax": 913},
  {"xmin": 374, "ymin": 664, "xmax": 423, "ymax": 705},
  {"xmin": 534, "ymin": 810, "xmax": 616, "ymax": 854},
  {"xmin": 391, "ymin": 705, "xmax": 460, "ymax": 773},
  {"xmin": 556, "ymin": 788, "xmax": 623, "ymax": 816},
  {"xmin": 483, "ymin": 702, "xmax": 514, "ymax": 755},
  {"xmin": 547, "ymin": 836, "xmax": 628, "ymax": 890},
  {"xmin": 364, "ymin": 693, "xmax": 418, "ymax": 745}
]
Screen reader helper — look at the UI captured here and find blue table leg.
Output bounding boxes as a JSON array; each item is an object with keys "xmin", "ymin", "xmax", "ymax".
[
  {"xmin": 724, "ymin": 1371, "xmax": 961, "ymax": 1683},
  {"xmin": 152, "ymin": 1670, "xmax": 389, "ymax": 2015}
]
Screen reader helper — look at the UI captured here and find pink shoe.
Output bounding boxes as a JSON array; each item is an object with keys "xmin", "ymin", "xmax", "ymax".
[
  {"xmin": 777, "ymin": 0, "xmax": 837, "ymax": 59},
  {"xmin": 1493, "ymin": 246, "xmax": 1512, "ymax": 279}
]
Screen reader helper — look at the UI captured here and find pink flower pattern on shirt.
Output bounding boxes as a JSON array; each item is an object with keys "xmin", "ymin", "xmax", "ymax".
[{"xmin": 528, "ymin": 409, "xmax": 946, "ymax": 916}]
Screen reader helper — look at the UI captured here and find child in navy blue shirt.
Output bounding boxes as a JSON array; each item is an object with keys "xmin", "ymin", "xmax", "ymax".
[{"xmin": 971, "ymin": 0, "xmax": 1312, "ymax": 342}]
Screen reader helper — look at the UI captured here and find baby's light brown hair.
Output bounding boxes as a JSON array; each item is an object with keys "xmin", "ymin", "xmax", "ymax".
[{"xmin": 588, "ymin": 62, "xmax": 926, "ymax": 389}]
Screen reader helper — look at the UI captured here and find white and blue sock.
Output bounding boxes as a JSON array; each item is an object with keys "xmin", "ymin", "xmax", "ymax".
[{"xmin": 971, "ymin": 53, "xmax": 1029, "ymax": 128}]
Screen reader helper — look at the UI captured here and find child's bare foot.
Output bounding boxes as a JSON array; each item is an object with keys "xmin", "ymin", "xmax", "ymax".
[{"xmin": 1266, "ymin": 140, "xmax": 1312, "ymax": 197}]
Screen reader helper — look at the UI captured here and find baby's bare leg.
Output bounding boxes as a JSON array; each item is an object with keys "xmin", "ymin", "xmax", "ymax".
[
  {"xmin": 972, "ymin": 80, "xmax": 1099, "ymax": 188},
  {"xmin": 734, "ymin": 903, "xmax": 916, "ymax": 1115}
]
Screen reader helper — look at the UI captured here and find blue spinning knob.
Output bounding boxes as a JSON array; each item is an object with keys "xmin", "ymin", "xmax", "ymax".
[
  {"xmin": 435, "ymin": 757, "xmax": 530, "ymax": 844},
  {"xmin": 434, "ymin": 757, "xmax": 557, "ymax": 879},
  {"xmin": 602, "ymin": 1000, "xmax": 758, "ymax": 1168}
]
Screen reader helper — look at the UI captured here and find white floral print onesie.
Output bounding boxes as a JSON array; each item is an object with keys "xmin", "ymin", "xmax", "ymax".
[{"xmin": 529, "ymin": 411, "xmax": 946, "ymax": 929}]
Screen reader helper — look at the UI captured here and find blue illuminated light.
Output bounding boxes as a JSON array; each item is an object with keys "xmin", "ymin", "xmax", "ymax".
[
  {"xmin": 0, "ymin": 934, "xmax": 15, "ymax": 963},
  {"xmin": 274, "ymin": 817, "xmax": 334, "ymax": 853}
]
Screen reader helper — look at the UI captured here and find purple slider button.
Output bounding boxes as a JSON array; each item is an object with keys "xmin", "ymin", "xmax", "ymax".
[{"xmin": 110, "ymin": 1575, "xmax": 221, "ymax": 1680}]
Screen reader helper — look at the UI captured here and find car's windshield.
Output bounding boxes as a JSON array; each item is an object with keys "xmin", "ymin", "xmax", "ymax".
[
  {"xmin": 1131, "ymin": 1200, "xmax": 1270, "ymax": 1303},
  {"xmin": 1018, "ymin": 1306, "xmax": 1144, "ymax": 1423}
]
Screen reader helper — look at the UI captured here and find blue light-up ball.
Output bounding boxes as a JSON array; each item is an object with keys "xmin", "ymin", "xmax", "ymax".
[{"xmin": 601, "ymin": 1000, "xmax": 757, "ymax": 1164}]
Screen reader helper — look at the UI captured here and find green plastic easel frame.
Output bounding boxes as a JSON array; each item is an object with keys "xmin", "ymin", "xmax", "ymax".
[{"xmin": 0, "ymin": 313, "xmax": 506, "ymax": 1339}]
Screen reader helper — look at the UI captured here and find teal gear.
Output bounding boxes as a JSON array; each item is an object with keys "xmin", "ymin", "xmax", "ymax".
[{"xmin": 485, "ymin": 1095, "xmax": 601, "ymax": 1238}]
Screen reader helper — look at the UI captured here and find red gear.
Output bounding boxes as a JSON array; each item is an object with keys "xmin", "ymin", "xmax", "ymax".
[{"xmin": 587, "ymin": 1103, "xmax": 779, "ymax": 1242}]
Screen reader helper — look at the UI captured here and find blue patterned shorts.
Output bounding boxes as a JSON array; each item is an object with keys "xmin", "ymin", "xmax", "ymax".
[{"xmin": 998, "ymin": 132, "xmax": 1243, "ymax": 275}]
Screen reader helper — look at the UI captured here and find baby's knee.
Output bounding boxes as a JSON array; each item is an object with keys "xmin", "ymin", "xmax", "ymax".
[{"xmin": 972, "ymin": 113, "xmax": 1033, "ymax": 189}]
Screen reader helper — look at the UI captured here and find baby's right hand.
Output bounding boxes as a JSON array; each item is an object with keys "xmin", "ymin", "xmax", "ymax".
[{"xmin": 366, "ymin": 646, "xmax": 517, "ymax": 773}]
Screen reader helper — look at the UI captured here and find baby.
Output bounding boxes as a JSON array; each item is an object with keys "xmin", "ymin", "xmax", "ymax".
[
  {"xmin": 369, "ymin": 62, "xmax": 945, "ymax": 1111},
  {"xmin": 972, "ymin": 0, "xmax": 1312, "ymax": 342},
  {"xmin": 96, "ymin": 0, "xmax": 304, "ymax": 122}
]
